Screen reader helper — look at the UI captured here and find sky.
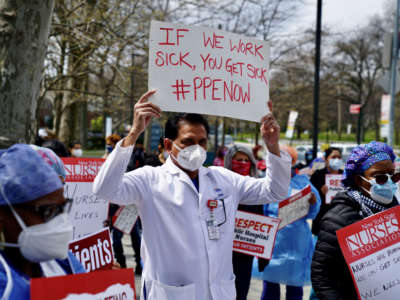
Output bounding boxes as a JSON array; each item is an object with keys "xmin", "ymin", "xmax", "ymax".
[{"xmin": 289, "ymin": 0, "xmax": 387, "ymax": 34}]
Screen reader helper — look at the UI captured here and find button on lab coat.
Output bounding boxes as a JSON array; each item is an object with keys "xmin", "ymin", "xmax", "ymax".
[{"xmin": 93, "ymin": 141, "xmax": 291, "ymax": 300}]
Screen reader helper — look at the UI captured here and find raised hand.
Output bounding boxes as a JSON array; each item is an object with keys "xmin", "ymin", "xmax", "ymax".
[
  {"xmin": 260, "ymin": 101, "xmax": 280, "ymax": 156},
  {"xmin": 122, "ymin": 90, "xmax": 161, "ymax": 147}
]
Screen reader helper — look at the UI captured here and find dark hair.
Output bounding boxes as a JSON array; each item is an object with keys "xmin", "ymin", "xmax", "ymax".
[
  {"xmin": 68, "ymin": 141, "xmax": 81, "ymax": 149},
  {"xmin": 325, "ymin": 147, "xmax": 341, "ymax": 159},
  {"xmin": 42, "ymin": 139, "xmax": 69, "ymax": 157},
  {"xmin": 165, "ymin": 113, "xmax": 210, "ymax": 140}
]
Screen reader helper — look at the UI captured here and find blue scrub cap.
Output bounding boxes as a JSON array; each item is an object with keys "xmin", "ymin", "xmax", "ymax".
[
  {"xmin": 0, "ymin": 144, "xmax": 63, "ymax": 205},
  {"xmin": 343, "ymin": 141, "xmax": 395, "ymax": 187}
]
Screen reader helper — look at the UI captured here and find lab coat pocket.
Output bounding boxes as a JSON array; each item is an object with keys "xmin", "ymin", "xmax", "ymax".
[
  {"xmin": 147, "ymin": 279, "xmax": 196, "ymax": 300},
  {"xmin": 219, "ymin": 276, "xmax": 236, "ymax": 300}
]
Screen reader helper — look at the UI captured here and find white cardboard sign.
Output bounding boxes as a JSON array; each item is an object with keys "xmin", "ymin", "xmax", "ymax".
[
  {"xmin": 278, "ymin": 185, "xmax": 311, "ymax": 229},
  {"xmin": 233, "ymin": 210, "xmax": 280, "ymax": 259},
  {"xmin": 62, "ymin": 158, "xmax": 109, "ymax": 239},
  {"xmin": 325, "ymin": 174, "xmax": 344, "ymax": 204},
  {"xmin": 148, "ymin": 21, "xmax": 270, "ymax": 122},
  {"xmin": 337, "ymin": 206, "xmax": 400, "ymax": 300},
  {"xmin": 113, "ymin": 205, "xmax": 139, "ymax": 235},
  {"xmin": 285, "ymin": 110, "xmax": 298, "ymax": 139}
]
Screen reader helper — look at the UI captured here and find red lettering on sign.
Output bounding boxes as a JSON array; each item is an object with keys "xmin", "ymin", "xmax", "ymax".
[
  {"xmin": 229, "ymin": 39, "xmax": 264, "ymax": 60},
  {"xmin": 203, "ymin": 32, "xmax": 224, "ymax": 49},
  {"xmin": 235, "ymin": 217, "xmax": 271, "ymax": 232},
  {"xmin": 159, "ymin": 28, "xmax": 189, "ymax": 46}
]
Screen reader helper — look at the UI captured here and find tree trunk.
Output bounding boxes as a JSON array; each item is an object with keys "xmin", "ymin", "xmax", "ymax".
[{"xmin": 0, "ymin": 0, "xmax": 55, "ymax": 148}]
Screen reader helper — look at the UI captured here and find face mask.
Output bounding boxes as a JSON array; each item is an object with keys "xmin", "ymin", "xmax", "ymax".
[
  {"xmin": 329, "ymin": 158, "xmax": 343, "ymax": 171},
  {"xmin": 361, "ymin": 176, "xmax": 398, "ymax": 205},
  {"xmin": 172, "ymin": 143, "xmax": 207, "ymax": 171},
  {"xmin": 106, "ymin": 145, "xmax": 113, "ymax": 153},
  {"xmin": 232, "ymin": 160, "xmax": 251, "ymax": 176},
  {"xmin": 72, "ymin": 149, "xmax": 83, "ymax": 157},
  {"xmin": 0, "ymin": 205, "xmax": 73, "ymax": 262}
]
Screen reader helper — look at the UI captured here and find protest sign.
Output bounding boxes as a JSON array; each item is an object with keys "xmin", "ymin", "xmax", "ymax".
[
  {"xmin": 113, "ymin": 204, "xmax": 139, "ymax": 234},
  {"xmin": 69, "ymin": 228, "xmax": 113, "ymax": 272},
  {"xmin": 285, "ymin": 110, "xmax": 298, "ymax": 139},
  {"xmin": 233, "ymin": 210, "xmax": 280, "ymax": 259},
  {"xmin": 325, "ymin": 174, "xmax": 344, "ymax": 204},
  {"xmin": 31, "ymin": 268, "xmax": 136, "ymax": 300},
  {"xmin": 62, "ymin": 158, "xmax": 109, "ymax": 239},
  {"xmin": 336, "ymin": 206, "xmax": 400, "ymax": 300},
  {"xmin": 380, "ymin": 94, "xmax": 390, "ymax": 138},
  {"xmin": 278, "ymin": 185, "xmax": 311, "ymax": 229},
  {"xmin": 149, "ymin": 21, "xmax": 270, "ymax": 122}
]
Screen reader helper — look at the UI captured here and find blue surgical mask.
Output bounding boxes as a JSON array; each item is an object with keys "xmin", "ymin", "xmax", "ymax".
[
  {"xmin": 329, "ymin": 158, "xmax": 343, "ymax": 171},
  {"xmin": 106, "ymin": 145, "xmax": 113, "ymax": 153},
  {"xmin": 361, "ymin": 176, "xmax": 398, "ymax": 205}
]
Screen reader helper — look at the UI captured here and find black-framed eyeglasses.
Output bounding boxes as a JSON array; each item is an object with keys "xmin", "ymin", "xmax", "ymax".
[
  {"xmin": 366, "ymin": 173, "xmax": 400, "ymax": 185},
  {"xmin": 217, "ymin": 199, "xmax": 227, "ymax": 227},
  {"xmin": 20, "ymin": 198, "xmax": 73, "ymax": 222}
]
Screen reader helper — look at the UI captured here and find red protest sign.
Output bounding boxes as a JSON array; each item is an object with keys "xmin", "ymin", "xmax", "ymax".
[
  {"xmin": 69, "ymin": 228, "xmax": 113, "ymax": 272},
  {"xmin": 233, "ymin": 210, "xmax": 280, "ymax": 259},
  {"xmin": 336, "ymin": 206, "xmax": 400, "ymax": 300},
  {"xmin": 62, "ymin": 158, "xmax": 109, "ymax": 240},
  {"xmin": 62, "ymin": 158, "xmax": 105, "ymax": 182},
  {"xmin": 325, "ymin": 174, "xmax": 344, "ymax": 204},
  {"xmin": 31, "ymin": 268, "xmax": 136, "ymax": 300}
]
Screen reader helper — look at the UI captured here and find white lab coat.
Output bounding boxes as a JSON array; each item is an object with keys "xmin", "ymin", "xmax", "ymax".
[{"xmin": 93, "ymin": 141, "xmax": 291, "ymax": 300}]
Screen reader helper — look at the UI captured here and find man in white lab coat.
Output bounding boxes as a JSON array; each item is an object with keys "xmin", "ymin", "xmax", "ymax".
[{"xmin": 93, "ymin": 90, "xmax": 291, "ymax": 300}]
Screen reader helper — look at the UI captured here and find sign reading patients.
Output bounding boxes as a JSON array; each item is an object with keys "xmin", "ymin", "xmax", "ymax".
[{"xmin": 149, "ymin": 21, "xmax": 270, "ymax": 122}]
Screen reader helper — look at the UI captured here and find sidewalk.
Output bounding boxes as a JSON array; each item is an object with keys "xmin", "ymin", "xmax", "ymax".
[{"xmin": 122, "ymin": 235, "xmax": 311, "ymax": 300}]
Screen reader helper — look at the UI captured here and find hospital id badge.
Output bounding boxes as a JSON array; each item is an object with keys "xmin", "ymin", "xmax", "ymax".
[{"xmin": 207, "ymin": 219, "xmax": 220, "ymax": 240}]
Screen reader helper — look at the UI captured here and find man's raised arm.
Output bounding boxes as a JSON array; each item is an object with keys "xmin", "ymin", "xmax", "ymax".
[{"xmin": 93, "ymin": 90, "xmax": 161, "ymax": 204}]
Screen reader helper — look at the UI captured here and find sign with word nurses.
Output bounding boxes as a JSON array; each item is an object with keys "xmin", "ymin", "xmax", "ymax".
[
  {"xmin": 62, "ymin": 158, "xmax": 109, "ymax": 239},
  {"xmin": 285, "ymin": 110, "xmax": 298, "ymax": 139},
  {"xmin": 69, "ymin": 228, "xmax": 113, "ymax": 272},
  {"xmin": 233, "ymin": 211, "xmax": 280, "ymax": 259},
  {"xmin": 113, "ymin": 204, "xmax": 139, "ymax": 234},
  {"xmin": 325, "ymin": 174, "xmax": 344, "ymax": 204},
  {"xmin": 278, "ymin": 185, "xmax": 311, "ymax": 229},
  {"xmin": 380, "ymin": 94, "xmax": 390, "ymax": 138},
  {"xmin": 336, "ymin": 206, "xmax": 400, "ymax": 300},
  {"xmin": 31, "ymin": 268, "xmax": 136, "ymax": 300},
  {"xmin": 149, "ymin": 21, "xmax": 270, "ymax": 122}
]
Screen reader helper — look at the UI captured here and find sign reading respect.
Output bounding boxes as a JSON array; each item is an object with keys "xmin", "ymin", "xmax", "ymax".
[
  {"xmin": 233, "ymin": 210, "xmax": 280, "ymax": 259},
  {"xmin": 337, "ymin": 206, "xmax": 400, "ymax": 300},
  {"xmin": 149, "ymin": 21, "xmax": 270, "ymax": 122}
]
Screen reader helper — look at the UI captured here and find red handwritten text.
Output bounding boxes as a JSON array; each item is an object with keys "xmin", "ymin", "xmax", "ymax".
[
  {"xmin": 158, "ymin": 27, "xmax": 189, "ymax": 46},
  {"xmin": 229, "ymin": 39, "xmax": 264, "ymax": 60},
  {"xmin": 203, "ymin": 32, "xmax": 224, "ymax": 49}
]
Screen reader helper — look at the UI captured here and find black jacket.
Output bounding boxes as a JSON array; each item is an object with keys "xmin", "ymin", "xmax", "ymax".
[
  {"xmin": 311, "ymin": 191, "xmax": 363, "ymax": 300},
  {"xmin": 311, "ymin": 191, "xmax": 398, "ymax": 300}
]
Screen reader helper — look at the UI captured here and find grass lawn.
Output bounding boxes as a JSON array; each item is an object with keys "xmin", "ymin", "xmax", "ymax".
[{"xmin": 83, "ymin": 149, "xmax": 105, "ymax": 158}]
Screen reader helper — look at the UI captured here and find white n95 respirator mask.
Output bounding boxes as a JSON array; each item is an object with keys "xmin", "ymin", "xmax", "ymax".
[
  {"xmin": 17, "ymin": 212, "xmax": 73, "ymax": 262},
  {"xmin": 172, "ymin": 143, "xmax": 207, "ymax": 171}
]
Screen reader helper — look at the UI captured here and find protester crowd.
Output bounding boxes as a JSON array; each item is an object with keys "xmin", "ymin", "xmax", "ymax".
[{"xmin": 0, "ymin": 91, "xmax": 399, "ymax": 300}]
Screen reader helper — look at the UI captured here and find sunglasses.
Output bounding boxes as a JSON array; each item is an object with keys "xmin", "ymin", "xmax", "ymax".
[
  {"xmin": 364, "ymin": 173, "xmax": 400, "ymax": 185},
  {"xmin": 19, "ymin": 198, "xmax": 73, "ymax": 222}
]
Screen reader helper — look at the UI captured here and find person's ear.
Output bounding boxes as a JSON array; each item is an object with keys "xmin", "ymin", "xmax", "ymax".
[{"xmin": 164, "ymin": 138, "xmax": 173, "ymax": 153}]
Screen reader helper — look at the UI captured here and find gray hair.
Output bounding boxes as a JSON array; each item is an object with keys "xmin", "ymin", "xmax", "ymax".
[{"xmin": 224, "ymin": 145, "xmax": 258, "ymax": 178}]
